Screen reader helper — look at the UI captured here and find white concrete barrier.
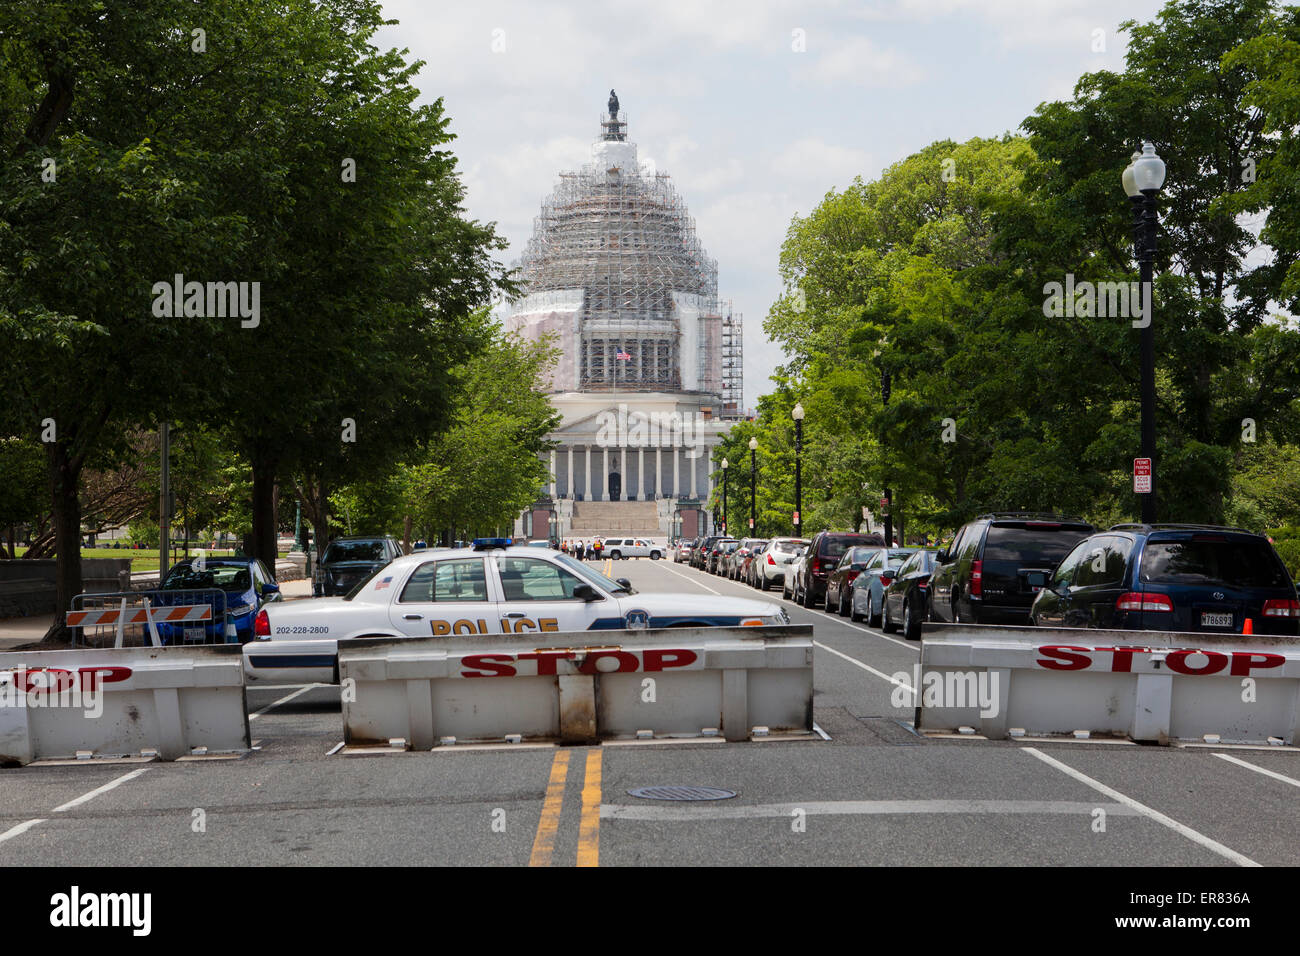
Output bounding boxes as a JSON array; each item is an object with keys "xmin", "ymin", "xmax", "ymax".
[
  {"xmin": 915, "ymin": 624, "xmax": 1300, "ymax": 745},
  {"xmin": 338, "ymin": 625, "xmax": 814, "ymax": 748},
  {"xmin": 0, "ymin": 645, "xmax": 250, "ymax": 765}
]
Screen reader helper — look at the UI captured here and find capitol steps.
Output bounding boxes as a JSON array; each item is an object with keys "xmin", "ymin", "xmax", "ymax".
[{"xmin": 567, "ymin": 499, "xmax": 663, "ymax": 536}]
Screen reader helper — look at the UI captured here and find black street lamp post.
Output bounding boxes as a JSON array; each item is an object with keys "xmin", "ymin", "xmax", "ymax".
[
  {"xmin": 881, "ymin": 369, "xmax": 893, "ymax": 546},
  {"xmin": 721, "ymin": 457, "xmax": 729, "ymax": 536},
  {"xmin": 792, "ymin": 403, "xmax": 804, "ymax": 539},
  {"xmin": 1122, "ymin": 141, "xmax": 1166, "ymax": 524},
  {"xmin": 748, "ymin": 436, "xmax": 757, "ymax": 533}
]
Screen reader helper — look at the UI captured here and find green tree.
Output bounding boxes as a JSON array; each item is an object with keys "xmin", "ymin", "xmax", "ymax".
[
  {"xmin": 1, "ymin": 0, "xmax": 509, "ymax": 638},
  {"xmin": 1009, "ymin": 0, "xmax": 1299, "ymax": 522},
  {"xmin": 336, "ymin": 316, "xmax": 560, "ymax": 546},
  {"xmin": 0, "ymin": 437, "xmax": 44, "ymax": 557}
]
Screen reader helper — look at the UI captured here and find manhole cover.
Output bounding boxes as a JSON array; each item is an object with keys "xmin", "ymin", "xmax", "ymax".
[{"xmin": 627, "ymin": 786, "xmax": 737, "ymax": 801}]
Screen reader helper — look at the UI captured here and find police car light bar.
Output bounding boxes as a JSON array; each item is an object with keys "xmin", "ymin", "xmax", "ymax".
[{"xmin": 472, "ymin": 537, "xmax": 513, "ymax": 551}]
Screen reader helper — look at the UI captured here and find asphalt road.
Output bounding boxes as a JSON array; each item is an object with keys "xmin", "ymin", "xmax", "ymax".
[{"xmin": 1, "ymin": 556, "xmax": 1296, "ymax": 869}]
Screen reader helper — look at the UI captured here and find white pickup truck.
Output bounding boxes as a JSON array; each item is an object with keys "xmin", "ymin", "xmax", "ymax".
[{"xmin": 599, "ymin": 538, "xmax": 665, "ymax": 560}]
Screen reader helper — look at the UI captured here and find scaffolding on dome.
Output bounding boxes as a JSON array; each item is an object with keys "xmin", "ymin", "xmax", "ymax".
[
  {"xmin": 720, "ymin": 300, "xmax": 744, "ymax": 418},
  {"xmin": 515, "ymin": 111, "xmax": 737, "ymax": 406}
]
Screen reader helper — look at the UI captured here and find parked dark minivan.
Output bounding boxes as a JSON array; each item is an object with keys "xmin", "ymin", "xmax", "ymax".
[
  {"xmin": 796, "ymin": 530, "xmax": 885, "ymax": 608},
  {"xmin": 928, "ymin": 514, "xmax": 1096, "ymax": 625},
  {"xmin": 1030, "ymin": 524, "xmax": 1299, "ymax": 635}
]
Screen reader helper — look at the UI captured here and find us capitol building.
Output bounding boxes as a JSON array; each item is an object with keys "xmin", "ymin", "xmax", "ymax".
[{"xmin": 509, "ymin": 92, "xmax": 743, "ymax": 543}]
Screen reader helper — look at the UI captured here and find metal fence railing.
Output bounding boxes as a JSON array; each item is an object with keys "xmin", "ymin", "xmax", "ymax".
[{"xmin": 68, "ymin": 588, "xmax": 231, "ymax": 648}]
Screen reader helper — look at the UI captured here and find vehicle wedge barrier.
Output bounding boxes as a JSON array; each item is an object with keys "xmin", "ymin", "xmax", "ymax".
[
  {"xmin": 337, "ymin": 625, "xmax": 814, "ymax": 748},
  {"xmin": 69, "ymin": 589, "xmax": 229, "ymax": 648},
  {"xmin": 0, "ymin": 644, "xmax": 249, "ymax": 765},
  {"xmin": 915, "ymin": 624, "xmax": 1300, "ymax": 745}
]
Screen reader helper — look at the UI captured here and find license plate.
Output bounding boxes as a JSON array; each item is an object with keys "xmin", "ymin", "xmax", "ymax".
[
  {"xmin": 184, "ymin": 627, "xmax": 205, "ymax": 642},
  {"xmin": 1201, "ymin": 612, "xmax": 1233, "ymax": 628}
]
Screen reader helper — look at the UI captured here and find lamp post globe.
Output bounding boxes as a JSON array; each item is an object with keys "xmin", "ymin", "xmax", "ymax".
[{"xmin": 1121, "ymin": 141, "xmax": 1164, "ymax": 523}]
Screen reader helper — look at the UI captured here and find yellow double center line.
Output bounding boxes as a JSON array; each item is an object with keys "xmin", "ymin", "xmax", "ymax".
[{"xmin": 529, "ymin": 748, "xmax": 603, "ymax": 867}]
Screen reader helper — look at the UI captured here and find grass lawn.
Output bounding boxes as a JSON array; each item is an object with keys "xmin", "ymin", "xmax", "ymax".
[{"xmin": 12, "ymin": 547, "xmax": 289, "ymax": 574}]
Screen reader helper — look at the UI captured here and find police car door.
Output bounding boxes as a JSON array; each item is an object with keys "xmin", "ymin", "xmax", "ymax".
[
  {"xmin": 491, "ymin": 555, "xmax": 612, "ymax": 634},
  {"xmin": 388, "ymin": 556, "xmax": 502, "ymax": 638}
]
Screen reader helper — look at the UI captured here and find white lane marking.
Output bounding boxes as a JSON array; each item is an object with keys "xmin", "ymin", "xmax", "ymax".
[
  {"xmin": 0, "ymin": 819, "xmax": 45, "ymax": 844},
  {"xmin": 665, "ymin": 564, "xmax": 918, "ymax": 663},
  {"xmin": 659, "ymin": 563, "xmax": 721, "ymax": 595},
  {"xmin": 814, "ymin": 640, "xmax": 915, "ymax": 692},
  {"xmin": 600, "ymin": 799, "xmax": 1140, "ymax": 821},
  {"xmin": 1213, "ymin": 753, "xmax": 1300, "ymax": 788},
  {"xmin": 52, "ymin": 767, "xmax": 151, "ymax": 813},
  {"xmin": 778, "ymin": 593, "xmax": 918, "ymax": 652},
  {"xmin": 675, "ymin": 562, "xmax": 920, "ymax": 653},
  {"xmin": 249, "ymin": 684, "xmax": 319, "ymax": 720},
  {"xmin": 809, "ymin": 598, "xmax": 919, "ymax": 651},
  {"xmin": 326, "ymin": 742, "xmax": 345, "ymax": 756},
  {"xmin": 1023, "ymin": 748, "xmax": 1260, "ymax": 867},
  {"xmin": 812, "ymin": 722, "xmax": 831, "ymax": 741}
]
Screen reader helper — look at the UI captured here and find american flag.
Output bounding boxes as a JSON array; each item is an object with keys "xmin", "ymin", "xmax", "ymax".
[
  {"xmin": 616, "ymin": 349, "xmax": 631, "ymax": 360},
  {"xmin": 374, "ymin": 575, "xmax": 393, "ymax": 591}
]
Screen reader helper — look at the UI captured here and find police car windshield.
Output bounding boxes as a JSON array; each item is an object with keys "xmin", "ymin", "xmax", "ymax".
[
  {"xmin": 553, "ymin": 553, "xmax": 631, "ymax": 594},
  {"xmin": 342, "ymin": 564, "xmax": 386, "ymax": 600}
]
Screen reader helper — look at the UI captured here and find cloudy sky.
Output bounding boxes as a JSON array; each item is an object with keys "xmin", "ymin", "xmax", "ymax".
[{"xmin": 376, "ymin": 0, "xmax": 1168, "ymax": 409}]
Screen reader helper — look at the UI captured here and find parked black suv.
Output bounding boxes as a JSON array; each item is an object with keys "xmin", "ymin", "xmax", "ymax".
[
  {"xmin": 315, "ymin": 535, "xmax": 403, "ymax": 596},
  {"xmin": 692, "ymin": 536, "xmax": 723, "ymax": 569},
  {"xmin": 1030, "ymin": 524, "xmax": 1299, "ymax": 635},
  {"xmin": 796, "ymin": 530, "xmax": 885, "ymax": 608},
  {"xmin": 928, "ymin": 514, "xmax": 1095, "ymax": 625}
]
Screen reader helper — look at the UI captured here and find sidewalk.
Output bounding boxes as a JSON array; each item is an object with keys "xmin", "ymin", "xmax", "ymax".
[{"xmin": 0, "ymin": 574, "xmax": 314, "ymax": 651}]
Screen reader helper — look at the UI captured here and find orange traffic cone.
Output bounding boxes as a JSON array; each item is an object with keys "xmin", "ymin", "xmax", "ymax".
[{"xmin": 1243, "ymin": 618, "xmax": 1254, "ymax": 635}]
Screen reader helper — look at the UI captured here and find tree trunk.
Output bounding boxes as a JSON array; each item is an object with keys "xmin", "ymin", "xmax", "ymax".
[
  {"xmin": 403, "ymin": 513, "xmax": 412, "ymax": 553},
  {"xmin": 251, "ymin": 455, "xmax": 279, "ymax": 579},
  {"xmin": 46, "ymin": 441, "xmax": 83, "ymax": 643},
  {"xmin": 311, "ymin": 484, "xmax": 329, "ymax": 568}
]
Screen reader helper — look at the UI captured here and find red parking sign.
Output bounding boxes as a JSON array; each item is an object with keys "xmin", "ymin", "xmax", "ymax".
[{"xmin": 1134, "ymin": 458, "xmax": 1152, "ymax": 494}]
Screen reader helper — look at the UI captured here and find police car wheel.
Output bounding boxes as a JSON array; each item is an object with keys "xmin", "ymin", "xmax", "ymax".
[
  {"xmin": 650, "ymin": 551, "xmax": 660, "ymax": 560},
  {"xmin": 610, "ymin": 551, "xmax": 621, "ymax": 560}
]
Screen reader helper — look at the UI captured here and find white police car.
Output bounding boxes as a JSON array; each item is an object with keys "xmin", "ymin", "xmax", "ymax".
[{"xmin": 244, "ymin": 539, "xmax": 789, "ymax": 683}]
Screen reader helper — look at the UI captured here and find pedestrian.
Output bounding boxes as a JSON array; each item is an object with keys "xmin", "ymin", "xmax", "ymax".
[
  {"xmin": 593, "ymin": 538, "xmax": 603, "ymax": 561},
  {"xmin": 577, "ymin": 540, "xmax": 585, "ymax": 561}
]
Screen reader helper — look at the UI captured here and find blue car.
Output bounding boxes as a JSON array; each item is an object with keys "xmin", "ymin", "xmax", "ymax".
[
  {"xmin": 1030, "ymin": 524, "xmax": 1299, "ymax": 635},
  {"xmin": 156, "ymin": 558, "xmax": 281, "ymax": 645}
]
